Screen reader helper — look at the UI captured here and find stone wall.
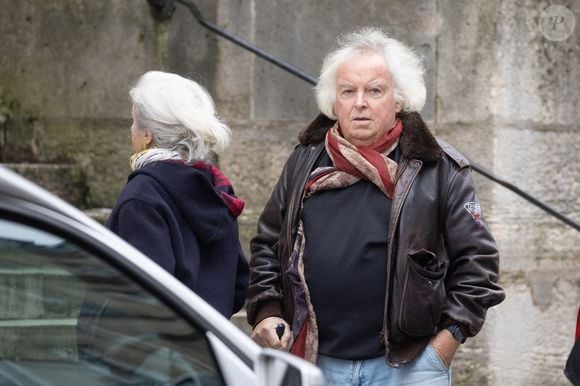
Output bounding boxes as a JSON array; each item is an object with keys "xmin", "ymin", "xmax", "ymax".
[
  {"xmin": 0, "ymin": 0, "xmax": 218, "ymax": 207},
  {"xmin": 1, "ymin": 1, "xmax": 579, "ymax": 384}
]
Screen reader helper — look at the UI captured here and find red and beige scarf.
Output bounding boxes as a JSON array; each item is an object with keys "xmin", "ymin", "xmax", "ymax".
[{"xmin": 306, "ymin": 118, "xmax": 402, "ymax": 198}]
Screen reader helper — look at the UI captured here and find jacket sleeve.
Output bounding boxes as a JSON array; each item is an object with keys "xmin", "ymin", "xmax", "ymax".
[
  {"xmin": 108, "ymin": 198, "xmax": 177, "ymax": 274},
  {"xmin": 232, "ymin": 246, "xmax": 250, "ymax": 315},
  {"xmin": 246, "ymin": 148, "xmax": 303, "ymax": 326},
  {"xmin": 441, "ymin": 166, "xmax": 506, "ymax": 337}
]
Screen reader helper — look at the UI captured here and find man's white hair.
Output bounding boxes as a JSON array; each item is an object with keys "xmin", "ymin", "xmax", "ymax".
[
  {"xmin": 130, "ymin": 71, "xmax": 230, "ymax": 161},
  {"xmin": 315, "ymin": 27, "xmax": 426, "ymax": 118}
]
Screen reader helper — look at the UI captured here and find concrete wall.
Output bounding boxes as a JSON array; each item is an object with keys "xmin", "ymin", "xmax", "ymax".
[{"xmin": 1, "ymin": 1, "xmax": 579, "ymax": 384}]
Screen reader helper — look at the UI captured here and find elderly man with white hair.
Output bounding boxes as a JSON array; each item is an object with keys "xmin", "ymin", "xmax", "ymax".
[{"xmin": 246, "ymin": 28, "xmax": 505, "ymax": 385}]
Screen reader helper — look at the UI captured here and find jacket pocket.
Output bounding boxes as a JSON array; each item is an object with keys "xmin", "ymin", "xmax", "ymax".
[{"xmin": 399, "ymin": 249, "xmax": 447, "ymax": 336}]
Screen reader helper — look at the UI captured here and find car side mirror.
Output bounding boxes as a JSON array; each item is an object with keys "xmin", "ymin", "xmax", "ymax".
[{"xmin": 256, "ymin": 348, "xmax": 325, "ymax": 386}]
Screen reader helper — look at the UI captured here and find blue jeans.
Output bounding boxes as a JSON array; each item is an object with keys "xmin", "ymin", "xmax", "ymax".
[{"xmin": 317, "ymin": 344, "xmax": 451, "ymax": 386}]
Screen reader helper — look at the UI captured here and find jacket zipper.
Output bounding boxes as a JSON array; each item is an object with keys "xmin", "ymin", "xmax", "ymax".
[
  {"xmin": 286, "ymin": 144, "xmax": 324, "ymax": 249},
  {"xmin": 383, "ymin": 159, "xmax": 422, "ymax": 365}
]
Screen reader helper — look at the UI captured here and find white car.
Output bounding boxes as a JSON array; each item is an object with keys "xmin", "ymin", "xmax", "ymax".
[{"xmin": 0, "ymin": 165, "xmax": 324, "ymax": 386}]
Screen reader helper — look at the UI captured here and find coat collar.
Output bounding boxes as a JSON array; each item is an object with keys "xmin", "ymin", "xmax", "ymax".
[{"xmin": 298, "ymin": 112, "xmax": 443, "ymax": 162}]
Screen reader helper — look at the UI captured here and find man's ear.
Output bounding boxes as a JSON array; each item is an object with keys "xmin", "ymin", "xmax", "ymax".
[{"xmin": 395, "ymin": 101, "xmax": 403, "ymax": 113}]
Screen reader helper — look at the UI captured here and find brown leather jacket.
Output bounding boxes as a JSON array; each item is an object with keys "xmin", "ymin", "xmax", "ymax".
[{"xmin": 246, "ymin": 113, "xmax": 505, "ymax": 366}]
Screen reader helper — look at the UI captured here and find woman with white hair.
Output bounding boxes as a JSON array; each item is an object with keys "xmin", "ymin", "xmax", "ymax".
[
  {"xmin": 246, "ymin": 28, "xmax": 504, "ymax": 385},
  {"xmin": 107, "ymin": 71, "xmax": 248, "ymax": 318}
]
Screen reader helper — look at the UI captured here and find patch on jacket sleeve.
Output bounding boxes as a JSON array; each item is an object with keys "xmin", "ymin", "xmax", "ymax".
[{"xmin": 464, "ymin": 202, "xmax": 483, "ymax": 227}]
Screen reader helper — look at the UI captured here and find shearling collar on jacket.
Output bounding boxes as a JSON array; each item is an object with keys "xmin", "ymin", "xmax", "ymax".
[{"xmin": 298, "ymin": 112, "xmax": 443, "ymax": 162}]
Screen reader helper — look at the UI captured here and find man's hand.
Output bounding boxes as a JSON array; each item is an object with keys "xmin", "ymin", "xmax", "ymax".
[
  {"xmin": 430, "ymin": 329, "xmax": 461, "ymax": 368},
  {"xmin": 251, "ymin": 317, "xmax": 291, "ymax": 349}
]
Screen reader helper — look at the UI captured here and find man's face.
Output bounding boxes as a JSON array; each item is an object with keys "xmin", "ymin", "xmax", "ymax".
[{"xmin": 334, "ymin": 52, "xmax": 402, "ymax": 147}]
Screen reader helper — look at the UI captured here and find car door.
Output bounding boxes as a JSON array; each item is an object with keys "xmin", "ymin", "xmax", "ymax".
[{"xmin": 0, "ymin": 200, "xmax": 250, "ymax": 386}]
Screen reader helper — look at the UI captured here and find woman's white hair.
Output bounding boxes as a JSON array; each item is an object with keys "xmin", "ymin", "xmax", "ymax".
[
  {"xmin": 315, "ymin": 27, "xmax": 426, "ymax": 118},
  {"xmin": 130, "ymin": 71, "xmax": 230, "ymax": 161}
]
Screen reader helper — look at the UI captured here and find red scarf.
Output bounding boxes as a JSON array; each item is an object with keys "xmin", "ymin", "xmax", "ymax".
[{"xmin": 306, "ymin": 119, "xmax": 402, "ymax": 198}]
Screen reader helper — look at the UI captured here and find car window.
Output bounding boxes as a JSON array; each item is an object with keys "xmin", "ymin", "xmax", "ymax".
[{"xmin": 0, "ymin": 218, "xmax": 225, "ymax": 386}]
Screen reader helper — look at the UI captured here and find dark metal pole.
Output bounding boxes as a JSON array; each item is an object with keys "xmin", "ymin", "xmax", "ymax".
[
  {"xmin": 175, "ymin": 0, "xmax": 318, "ymax": 84},
  {"xmin": 471, "ymin": 161, "xmax": 580, "ymax": 231}
]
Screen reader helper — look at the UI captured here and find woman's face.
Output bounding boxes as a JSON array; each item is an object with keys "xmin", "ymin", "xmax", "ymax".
[{"xmin": 130, "ymin": 105, "xmax": 152, "ymax": 153}]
